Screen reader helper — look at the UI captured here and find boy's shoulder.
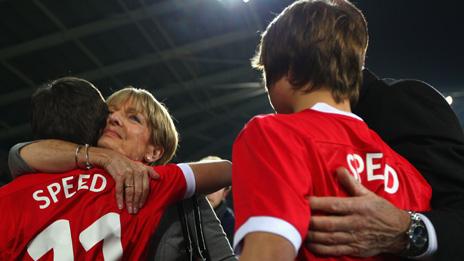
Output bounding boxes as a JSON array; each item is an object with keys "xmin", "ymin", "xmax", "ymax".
[
  {"xmin": 244, "ymin": 109, "xmax": 338, "ymax": 131},
  {"xmin": 236, "ymin": 112, "xmax": 306, "ymax": 143},
  {"xmin": 244, "ymin": 113, "xmax": 291, "ymax": 132}
]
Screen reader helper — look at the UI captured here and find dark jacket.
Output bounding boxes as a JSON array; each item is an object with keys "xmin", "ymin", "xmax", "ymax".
[
  {"xmin": 354, "ymin": 69, "xmax": 464, "ymax": 260},
  {"xmin": 149, "ymin": 195, "xmax": 237, "ymax": 261},
  {"xmin": 214, "ymin": 200, "xmax": 235, "ymax": 245}
]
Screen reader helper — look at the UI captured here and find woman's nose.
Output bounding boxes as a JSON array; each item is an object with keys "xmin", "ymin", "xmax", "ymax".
[{"xmin": 108, "ymin": 111, "xmax": 122, "ymax": 126}]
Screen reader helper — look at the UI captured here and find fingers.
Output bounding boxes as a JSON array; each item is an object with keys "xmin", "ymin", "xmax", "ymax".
[
  {"xmin": 307, "ymin": 217, "xmax": 361, "ymax": 256},
  {"xmin": 140, "ymin": 172, "xmax": 150, "ymax": 209},
  {"xmin": 307, "ymin": 231, "xmax": 355, "ymax": 245},
  {"xmin": 336, "ymin": 167, "xmax": 370, "ymax": 196},
  {"xmin": 114, "ymin": 176, "xmax": 124, "ymax": 210},
  {"xmin": 310, "ymin": 215, "xmax": 358, "ymax": 232},
  {"xmin": 124, "ymin": 173, "xmax": 135, "ymax": 214},
  {"xmin": 132, "ymin": 172, "xmax": 144, "ymax": 214},
  {"xmin": 104, "ymin": 157, "xmax": 152, "ymax": 214},
  {"xmin": 306, "ymin": 243, "xmax": 357, "ymax": 256},
  {"xmin": 125, "ymin": 165, "xmax": 152, "ymax": 214},
  {"xmin": 310, "ymin": 196, "xmax": 356, "ymax": 214},
  {"xmin": 134, "ymin": 165, "xmax": 153, "ymax": 211}
]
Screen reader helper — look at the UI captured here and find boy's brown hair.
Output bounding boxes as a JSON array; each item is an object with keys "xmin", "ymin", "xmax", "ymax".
[{"xmin": 252, "ymin": 0, "xmax": 368, "ymax": 103}]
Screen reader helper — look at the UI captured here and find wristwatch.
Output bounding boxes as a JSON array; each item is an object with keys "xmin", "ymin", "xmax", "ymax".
[{"xmin": 402, "ymin": 211, "xmax": 429, "ymax": 257}]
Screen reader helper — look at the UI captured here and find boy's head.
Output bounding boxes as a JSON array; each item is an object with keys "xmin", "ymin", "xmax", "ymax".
[
  {"xmin": 252, "ymin": 0, "xmax": 368, "ymax": 104},
  {"xmin": 31, "ymin": 77, "xmax": 108, "ymax": 145}
]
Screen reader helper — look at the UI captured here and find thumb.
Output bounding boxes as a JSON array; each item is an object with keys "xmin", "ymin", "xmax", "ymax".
[{"xmin": 336, "ymin": 167, "xmax": 370, "ymax": 196}]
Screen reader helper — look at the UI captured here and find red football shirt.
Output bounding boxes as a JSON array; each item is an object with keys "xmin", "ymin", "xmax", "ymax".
[
  {"xmin": 232, "ymin": 103, "xmax": 431, "ymax": 261},
  {"xmin": 0, "ymin": 163, "xmax": 195, "ymax": 260}
]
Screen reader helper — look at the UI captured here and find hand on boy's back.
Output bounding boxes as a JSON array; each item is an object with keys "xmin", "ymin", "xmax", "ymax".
[
  {"xmin": 306, "ymin": 168, "xmax": 409, "ymax": 257},
  {"xmin": 102, "ymin": 152, "xmax": 160, "ymax": 215}
]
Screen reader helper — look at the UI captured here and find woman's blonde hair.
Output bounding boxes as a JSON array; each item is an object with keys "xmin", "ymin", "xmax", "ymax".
[{"xmin": 106, "ymin": 87, "xmax": 178, "ymax": 165}]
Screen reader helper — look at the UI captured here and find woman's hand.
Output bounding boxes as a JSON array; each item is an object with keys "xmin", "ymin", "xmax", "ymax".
[{"xmin": 93, "ymin": 148, "xmax": 159, "ymax": 214}]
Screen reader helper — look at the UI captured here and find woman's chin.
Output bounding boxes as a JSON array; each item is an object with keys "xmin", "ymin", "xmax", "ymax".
[{"xmin": 97, "ymin": 136, "xmax": 116, "ymax": 150}]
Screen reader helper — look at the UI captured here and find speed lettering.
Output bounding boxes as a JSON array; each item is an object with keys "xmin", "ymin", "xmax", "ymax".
[{"xmin": 32, "ymin": 174, "xmax": 107, "ymax": 209}]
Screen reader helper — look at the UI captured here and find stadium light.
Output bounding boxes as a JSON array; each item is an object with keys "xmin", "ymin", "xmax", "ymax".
[{"xmin": 446, "ymin": 96, "xmax": 453, "ymax": 105}]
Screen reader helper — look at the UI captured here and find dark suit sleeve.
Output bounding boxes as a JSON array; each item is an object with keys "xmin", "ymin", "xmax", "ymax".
[{"xmin": 354, "ymin": 77, "xmax": 464, "ymax": 260}]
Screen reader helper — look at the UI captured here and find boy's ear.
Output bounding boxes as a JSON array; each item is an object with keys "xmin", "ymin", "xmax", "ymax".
[
  {"xmin": 286, "ymin": 70, "xmax": 314, "ymax": 93},
  {"xmin": 285, "ymin": 71, "xmax": 301, "ymax": 88}
]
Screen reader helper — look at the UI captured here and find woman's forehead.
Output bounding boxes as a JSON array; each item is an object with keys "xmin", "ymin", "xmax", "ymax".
[
  {"xmin": 109, "ymin": 97, "xmax": 143, "ymax": 112},
  {"xmin": 110, "ymin": 97, "xmax": 152, "ymax": 123}
]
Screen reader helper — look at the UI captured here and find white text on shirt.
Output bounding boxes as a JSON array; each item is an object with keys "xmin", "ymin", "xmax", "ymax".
[
  {"xmin": 32, "ymin": 173, "xmax": 107, "ymax": 209},
  {"xmin": 346, "ymin": 153, "xmax": 399, "ymax": 193}
]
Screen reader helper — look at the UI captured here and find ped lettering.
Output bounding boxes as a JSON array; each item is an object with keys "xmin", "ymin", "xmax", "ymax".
[{"xmin": 346, "ymin": 152, "xmax": 399, "ymax": 194}]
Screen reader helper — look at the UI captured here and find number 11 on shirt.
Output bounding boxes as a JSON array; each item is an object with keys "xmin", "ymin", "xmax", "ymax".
[{"xmin": 27, "ymin": 212, "xmax": 122, "ymax": 260}]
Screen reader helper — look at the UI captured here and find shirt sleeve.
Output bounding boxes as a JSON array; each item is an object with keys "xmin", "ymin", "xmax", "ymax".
[
  {"xmin": 413, "ymin": 213, "xmax": 437, "ymax": 259},
  {"xmin": 148, "ymin": 163, "xmax": 196, "ymax": 207},
  {"xmin": 177, "ymin": 163, "xmax": 195, "ymax": 199},
  {"xmin": 8, "ymin": 141, "xmax": 37, "ymax": 178},
  {"xmin": 232, "ymin": 117, "xmax": 312, "ymax": 255}
]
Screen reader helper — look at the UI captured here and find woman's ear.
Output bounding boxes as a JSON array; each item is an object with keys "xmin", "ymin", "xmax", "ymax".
[{"xmin": 145, "ymin": 145, "xmax": 164, "ymax": 163}]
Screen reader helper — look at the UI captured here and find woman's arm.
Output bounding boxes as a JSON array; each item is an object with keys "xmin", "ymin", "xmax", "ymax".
[
  {"xmin": 17, "ymin": 139, "xmax": 113, "ymax": 173},
  {"xmin": 9, "ymin": 139, "xmax": 156, "ymax": 213},
  {"xmin": 8, "ymin": 142, "xmax": 36, "ymax": 178}
]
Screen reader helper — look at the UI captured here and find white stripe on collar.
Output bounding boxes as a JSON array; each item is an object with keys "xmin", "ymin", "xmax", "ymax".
[{"xmin": 310, "ymin": 102, "xmax": 363, "ymax": 121}]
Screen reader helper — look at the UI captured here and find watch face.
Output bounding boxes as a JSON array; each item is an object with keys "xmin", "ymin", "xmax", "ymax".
[
  {"xmin": 403, "ymin": 212, "xmax": 429, "ymax": 257},
  {"xmin": 412, "ymin": 224, "xmax": 428, "ymax": 248}
]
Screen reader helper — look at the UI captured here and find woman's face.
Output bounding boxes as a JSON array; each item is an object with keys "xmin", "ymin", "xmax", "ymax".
[{"xmin": 97, "ymin": 99, "xmax": 157, "ymax": 162}]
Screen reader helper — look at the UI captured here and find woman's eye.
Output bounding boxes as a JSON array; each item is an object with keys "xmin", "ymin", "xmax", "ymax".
[{"xmin": 129, "ymin": 115, "xmax": 141, "ymax": 123}]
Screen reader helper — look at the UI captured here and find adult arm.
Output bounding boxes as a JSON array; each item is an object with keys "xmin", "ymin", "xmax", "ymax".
[
  {"xmin": 379, "ymin": 81, "xmax": 464, "ymax": 260},
  {"xmin": 8, "ymin": 139, "xmax": 157, "ymax": 213},
  {"xmin": 307, "ymin": 168, "xmax": 410, "ymax": 256},
  {"xmin": 8, "ymin": 142, "xmax": 36, "ymax": 178}
]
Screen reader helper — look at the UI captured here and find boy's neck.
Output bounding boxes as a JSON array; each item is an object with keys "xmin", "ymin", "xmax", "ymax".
[{"xmin": 292, "ymin": 88, "xmax": 351, "ymax": 113}]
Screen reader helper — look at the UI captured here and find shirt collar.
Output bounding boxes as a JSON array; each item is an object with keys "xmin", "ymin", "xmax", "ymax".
[{"xmin": 310, "ymin": 102, "xmax": 364, "ymax": 121}]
